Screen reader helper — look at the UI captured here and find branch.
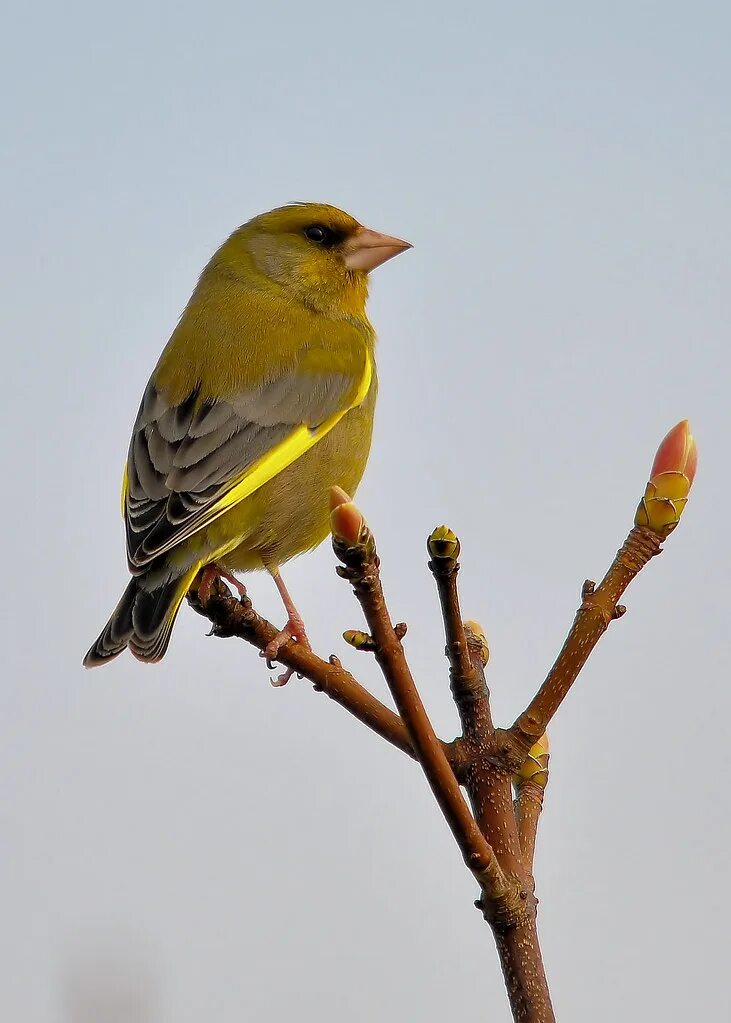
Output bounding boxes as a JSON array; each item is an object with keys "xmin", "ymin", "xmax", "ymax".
[
  {"xmin": 428, "ymin": 528, "xmax": 527, "ymax": 880},
  {"xmin": 493, "ymin": 917, "xmax": 555, "ymax": 1023},
  {"xmin": 513, "ymin": 736, "xmax": 550, "ymax": 872},
  {"xmin": 330, "ymin": 499, "xmax": 510, "ymax": 904},
  {"xmin": 427, "ymin": 528, "xmax": 555, "ymax": 1019},
  {"xmin": 427, "ymin": 527, "xmax": 492, "ymax": 741},
  {"xmin": 185, "ymin": 419, "xmax": 695, "ymax": 1023},
  {"xmin": 510, "ymin": 419, "xmax": 697, "ymax": 752},
  {"xmin": 509, "ymin": 525, "xmax": 661, "ymax": 750},
  {"xmin": 188, "ymin": 580, "xmax": 462, "ymax": 767}
]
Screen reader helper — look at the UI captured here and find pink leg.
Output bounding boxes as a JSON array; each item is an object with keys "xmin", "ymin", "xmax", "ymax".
[
  {"xmin": 197, "ymin": 564, "xmax": 247, "ymax": 604},
  {"xmin": 262, "ymin": 567, "xmax": 311, "ymax": 686}
]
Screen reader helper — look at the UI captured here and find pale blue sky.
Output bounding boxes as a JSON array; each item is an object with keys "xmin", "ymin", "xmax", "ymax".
[{"xmin": 2, "ymin": 2, "xmax": 729, "ymax": 1020}]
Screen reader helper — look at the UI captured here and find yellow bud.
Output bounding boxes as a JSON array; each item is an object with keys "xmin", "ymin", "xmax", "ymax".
[
  {"xmin": 636, "ymin": 422, "xmax": 697, "ymax": 538},
  {"xmin": 514, "ymin": 733, "xmax": 550, "ymax": 788},
  {"xmin": 343, "ymin": 629, "xmax": 374, "ymax": 650},
  {"xmin": 634, "ymin": 478, "xmax": 689, "ymax": 537},
  {"xmin": 427, "ymin": 525, "xmax": 461, "ymax": 560}
]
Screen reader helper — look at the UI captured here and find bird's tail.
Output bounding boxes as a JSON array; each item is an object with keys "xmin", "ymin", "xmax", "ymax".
[{"xmin": 83, "ymin": 565, "xmax": 200, "ymax": 668}]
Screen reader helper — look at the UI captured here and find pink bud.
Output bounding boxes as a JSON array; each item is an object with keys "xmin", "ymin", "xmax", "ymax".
[
  {"xmin": 330, "ymin": 499, "xmax": 366, "ymax": 545},
  {"xmin": 650, "ymin": 420, "xmax": 698, "ymax": 484}
]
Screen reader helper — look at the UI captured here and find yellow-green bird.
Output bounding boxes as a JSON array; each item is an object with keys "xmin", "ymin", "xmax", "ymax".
[{"xmin": 84, "ymin": 203, "xmax": 411, "ymax": 674}]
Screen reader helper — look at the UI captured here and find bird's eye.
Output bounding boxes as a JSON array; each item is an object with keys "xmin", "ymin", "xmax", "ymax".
[{"xmin": 304, "ymin": 224, "xmax": 332, "ymax": 244}]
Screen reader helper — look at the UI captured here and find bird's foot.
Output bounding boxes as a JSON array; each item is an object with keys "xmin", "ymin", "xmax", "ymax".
[{"xmin": 261, "ymin": 613, "xmax": 311, "ymax": 687}]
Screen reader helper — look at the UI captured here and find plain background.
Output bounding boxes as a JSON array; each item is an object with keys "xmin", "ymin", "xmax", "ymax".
[{"xmin": 2, "ymin": 2, "xmax": 729, "ymax": 1020}]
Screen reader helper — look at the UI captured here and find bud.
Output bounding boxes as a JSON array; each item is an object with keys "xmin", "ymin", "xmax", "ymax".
[
  {"xmin": 634, "ymin": 420, "xmax": 697, "ymax": 538},
  {"xmin": 427, "ymin": 524, "xmax": 461, "ymax": 560},
  {"xmin": 514, "ymin": 733, "xmax": 550, "ymax": 789},
  {"xmin": 464, "ymin": 620, "xmax": 490, "ymax": 666},
  {"xmin": 330, "ymin": 500, "xmax": 366, "ymax": 546},
  {"xmin": 649, "ymin": 420, "xmax": 698, "ymax": 483},
  {"xmin": 343, "ymin": 629, "xmax": 375, "ymax": 651}
]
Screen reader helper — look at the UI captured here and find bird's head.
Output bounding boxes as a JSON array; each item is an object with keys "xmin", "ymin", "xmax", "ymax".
[{"xmin": 222, "ymin": 203, "xmax": 412, "ymax": 317}]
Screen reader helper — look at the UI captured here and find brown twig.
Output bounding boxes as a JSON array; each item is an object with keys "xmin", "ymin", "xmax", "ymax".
[
  {"xmin": 428, "ymin": 534, "xmax": 525, "ymax": 881},
  {"xmin": 493, "ymin": 916, "xmax": 556, "ymax": 1023},
  {"xmin": 332, "ymin": 527, "xmax": 510, "ymax": 904},
  {"xmin": 427, "ymin": 529, "xmax": 489, "ymax": 739},
  {"xmin": 510, "ymin": 525, "xmax": 662, "ymax": 750},
  {"xmin": 188, "ymin": 580, "xmax": 463, "ymax": 766},
  {"xmin": 514, "ymin": 782, "xmax": 545, "ymax": 872},
  {"xmin": 461, "ymin": 641, "xmax": 526, "ymax": 885},
  {"xmin": 428, "ymin": 530, "xmax": 555, "ymax": 1020},
  {"xmin": 513, "ymin": 737, "xmax": 550, "ymax": 871}
]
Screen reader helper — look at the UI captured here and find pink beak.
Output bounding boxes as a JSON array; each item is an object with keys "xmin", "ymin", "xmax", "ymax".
[{"xmin": 343, "ymin": 227, "xmax": 412, "ymax": 272}]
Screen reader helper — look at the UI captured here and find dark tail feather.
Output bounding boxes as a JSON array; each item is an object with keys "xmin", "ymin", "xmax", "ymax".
[{"xmin": 83, "ymin": 567, "xmax": 199, "ymax": 668}]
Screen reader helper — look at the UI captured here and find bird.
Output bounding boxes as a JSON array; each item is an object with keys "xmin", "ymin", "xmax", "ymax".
[{"xmin": 83, "ymin": 202, "xmax": 411, "ymax": 677}]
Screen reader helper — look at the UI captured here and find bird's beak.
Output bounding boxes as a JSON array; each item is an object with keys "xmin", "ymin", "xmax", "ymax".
[{"xmin": 343, "ymin": 228, "xmax": 413, "ymax": 272}]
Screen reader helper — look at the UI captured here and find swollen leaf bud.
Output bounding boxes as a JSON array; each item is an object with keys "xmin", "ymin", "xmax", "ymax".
[
  {"xmin": 427, "ymin": 525, "xmax": 461, "ymax": 560},
  {"xmin": 329, "ymin": 487, "xmax": 367, "ymax": 545},
  {"xmin": 634, "ymin": 420, "xmax": 697, "ymax": 538},
  {"xmin": 514, "ymin": 733, "xmax": 550, "ymax": 789},
  {"xmin": 343, "ymin": 629, "xmax": 375, "ymax": 651},
  {"xmin": 464, "ymin": 620, "xmax": 490, "ymax": 666}
]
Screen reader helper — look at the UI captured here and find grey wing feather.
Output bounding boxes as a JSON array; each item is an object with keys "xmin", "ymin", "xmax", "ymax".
[{"xmin": 125, "ymin": 370, "xmax": 354, "ymax": 571}]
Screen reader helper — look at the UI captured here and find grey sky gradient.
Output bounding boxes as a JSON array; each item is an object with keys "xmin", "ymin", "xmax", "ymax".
[{"xmin": 2, "ymin": 2, "xmax": 729, "ymax": 1019}]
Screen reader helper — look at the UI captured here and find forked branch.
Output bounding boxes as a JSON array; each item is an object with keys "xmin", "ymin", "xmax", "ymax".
[
  {"xmin": 329, "ymin": 495, "xmax": 509, "ymax": 905},
  {"xmin": 187, "ymin": 580, "xmax": 458, "ymax": 765},
  {"xmin": 190, "ymin": 419, "xmax": 696, "ymax": 1023}
]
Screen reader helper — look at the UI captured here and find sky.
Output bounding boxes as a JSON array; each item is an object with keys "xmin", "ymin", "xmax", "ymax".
[{"xmin": 1, "ymin": 1, "xmax": 729, "ymax": 1019}]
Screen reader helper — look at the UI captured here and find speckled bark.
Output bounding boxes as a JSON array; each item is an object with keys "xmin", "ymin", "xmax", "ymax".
[
  {"xmin": 511, "ymin": 526, "xmax": 662, "ymax": 748},
  {"xmin": 456, "ymin": 647, "xmax": 555, "ymax": 1022},
  {"xmin": 493, "ymin": 915, "xmax": 556, "ymax": 1023},
  {"xmin": 514, "ymin": 782, "xmax": 545, "ymax": 872}
]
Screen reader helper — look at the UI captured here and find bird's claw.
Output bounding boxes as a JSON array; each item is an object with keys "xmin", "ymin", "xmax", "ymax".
[
  {"xmin": 271, "ymin": 667, "xmax": 294, "ymax": 687},
  {"xmin": 260, "ymin": 616, "xmax": 310, "ymax": 686}
]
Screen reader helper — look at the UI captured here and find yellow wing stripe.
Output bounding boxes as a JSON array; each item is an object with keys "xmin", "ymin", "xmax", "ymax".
[
  {"xmin": 121, "ymin": 350, "xmax": 372, "ymax": 557},
  {"xmin": 211, "ymin": 352, "xmax": 372, "ymax": 518},
  {"xmin": 121, "ymin": 465, "xmax": 129, "ymax": 516}
]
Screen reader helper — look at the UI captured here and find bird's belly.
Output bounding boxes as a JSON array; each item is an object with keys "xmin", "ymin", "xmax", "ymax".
[{"xmin": 211, "ymin": 393, "xmax": 375, "ymax": 573}]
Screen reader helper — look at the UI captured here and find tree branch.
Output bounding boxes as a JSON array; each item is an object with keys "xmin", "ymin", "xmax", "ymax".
[
  {"xmin": 427, "ymin": 527, "xmax": 492, "ymax": 741},
  {"xmin": 331, "ymin": 521, "xmax": 510, "ymax": 904},
  {"xmin": 493, "ymin": 916, "xmax": 556, "ymax": 1023},
  {"xmin": 423, "ymin": 526, "xmax": 555, "ymax": 1019},
  {"xmin": 184, "ymin": 420, "xmax": 695, "ymax": 1023},
  {"xmin": 514, "ymin": 783, "xmax": 545, "ymax": 873},
  {"xmin": 513, "ymin": 737, "xmax": 550, "ymax": 872},
  {"xmin": 188, "ymin": 580, "xmax": 462, "ymax": 768},
  {"xmin": 510, "ymin": 525, "xmax": 662, "ymax": 750}
]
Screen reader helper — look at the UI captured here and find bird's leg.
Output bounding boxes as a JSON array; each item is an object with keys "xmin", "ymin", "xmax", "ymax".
[
  {"xmin": 197, "ymin": 564, "xmax": 247, "ymax": 604},
  {"xmin": 262, "ymin": 567, "xmax": 311, "ymax": 686}
]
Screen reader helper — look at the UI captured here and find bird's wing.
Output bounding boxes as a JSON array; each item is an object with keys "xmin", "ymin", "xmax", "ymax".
[{"xmin": 123, "ymin": 345, "xmax": 372, "ymax": 570}]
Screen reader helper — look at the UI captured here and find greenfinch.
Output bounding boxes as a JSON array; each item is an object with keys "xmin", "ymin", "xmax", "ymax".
[{"xmin": 84, "ymin": 203, "xmax": 411, "ymax": 673}]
